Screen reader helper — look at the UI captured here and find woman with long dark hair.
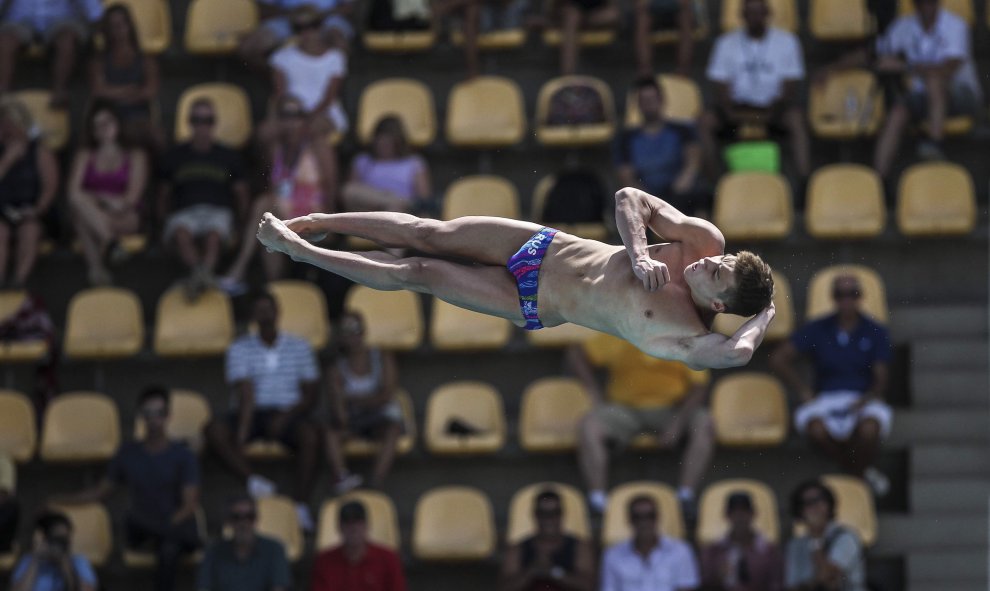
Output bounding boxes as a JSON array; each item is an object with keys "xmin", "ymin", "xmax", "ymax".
[{"xmin": 341, "ymin": 115, "xmax": 431, "ymax": 212}]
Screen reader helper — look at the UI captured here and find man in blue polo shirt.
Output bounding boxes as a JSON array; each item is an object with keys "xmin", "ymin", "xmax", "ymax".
[{"xmin": 770, "ymin": 275, "xmax": 892, "ymax": 497}]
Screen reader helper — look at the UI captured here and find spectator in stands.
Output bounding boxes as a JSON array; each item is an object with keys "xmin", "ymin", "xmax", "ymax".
[
  {"xmin": 325, "ymin": 311, "xmax": 402, "ymax": 493},
  {"xmin": 366, "ymin": 0, "xmax": 431, "ymax": 34},
  {"xmin": 0, "ymin": 454, "xmax": 17, "ymax": 555},
  {"xmin": 11, "ymin": 510, "xmax": 97, "ymax": 591},
  {"xmin": 499, "ymin": 488, "xmax": 595, "ymax": 591},
  {"xmin": 220, "ymin": 95, "xmax": 338, "ymax": 296},
  {"xmin": 240, "ymin": 0, "xmax": 355, "ymax": 69},
  {"xmin": 88, "ymin": 4, "xmax": 162, "ymax": 150},
  {"xmin": 196, "ymin": 494, "xmax": 291, "ymax": 591},
  {"xmin": 700, "ymin": 491, "xmax": 784, "ymax": 591},
  {"xmin": 342, "ymin": 116, "xmax": 432, "ymax": 213},
  {"xmin": 770, "ymin": 275, "xmax": 892, "ymax": 497},
  {"xmin": 0, "ymin": 0, "xmax": 102, "ymax": 108},
  {"xmin": 0, "ymin": 96, "xmax": 57, "ymax": 289},
  {"xmin": 555, "ymin": 0, "xmax": 619, "ymax": 75},
  {"xmin": 157, "ymin": 97, "xmax": 250, "ymax": 301},
  {"xmin": 310, "ymin": 500, "xmax": 407, "ymax": 591},
  {"xmin": 699, "ymin": 0, "xmax": 810, "ymax": 180},
  {"xmin": 266, "ymin": 5, "xmax": 348, "ymax": 143},
  {"xmin": 432, "ymin": 0, "xmax": 527, "ymax": 78},
  {"xmin": 68, "ymin": 100, "xmax": 148, "ymax": 286},
  {"xmin": 615, "ymin": 77, "xmax": 705, "ymax": 216},
  {"xmin": 634, "ymin": 0, "xmax": 697, "ymax": 76},
  {"xmin": 205, "ymin": 291, "xmax": 321, "ymax": 531},
  {"xmin": 785, "ymin": 480, "xmax": 866, "ymax": 591},
  {"xmin": 820, "ymin": 0, "xmax": 981, "ymax": 175},
  {"xmin": 570, "ymin": 333, "xmax": 713, "ymax": 521},
  {"xmin": 601, "ymin": 495, "xmax": 699, "ymax": 590},
  {"xmin": 51, "ymin": 387, "xmax": 201, "ymax": 591}
]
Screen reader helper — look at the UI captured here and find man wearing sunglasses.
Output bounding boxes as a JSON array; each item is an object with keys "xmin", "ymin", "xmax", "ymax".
[
  {"xmin": 196, "ymin": 495, "xmax": 291, "ymax": 591},
  {"xmin": 51, "ymin": 387, "xmax": 202, "ymax": 591},
  {"xmin": 770, "ymin": 275, "xmax": 892, "ymax": 497}
]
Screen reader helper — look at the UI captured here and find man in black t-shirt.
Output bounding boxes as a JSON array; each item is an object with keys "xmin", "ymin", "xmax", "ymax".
[{"xmin": 158, "ymin": 98, "xmax": 250, "ymax": 300}]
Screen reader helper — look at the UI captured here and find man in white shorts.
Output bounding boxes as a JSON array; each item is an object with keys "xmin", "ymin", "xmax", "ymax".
[{"xmin": 771, "ymin": 275, "xmax": 893, "ymax": 496}]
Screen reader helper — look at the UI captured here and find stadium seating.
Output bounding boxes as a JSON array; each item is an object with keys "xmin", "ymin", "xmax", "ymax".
[
  {"xmin": 624, "ymin": 74, "xmax": 703, "ymax": 127},
  {"xmin": 13, "ymin": 90, "xmax": 69, "ymax": 150},
  {"xmin": 714, "ymin": 172, "xmax": 794, "ymax": 240},
  {"xmin": 806, "ymin": 264, "xmax": 888, "ymax": 322},
  {"xmin": 133, "ymin": 389, "xmax": 211, "ymax": 454},
  {"xmin": 344, "ymin": 390, "xmax": 417, "ymax": 456},
  {"xmin": 357, "ymin": 79, "xmax": 437, "ymax": 147},
  {"xmin": 794, "ymin": 475, "xmax": 878, "ymax": 547},
  {"xmin": 430, "ymin": 298, "xmax": 512, "ymax": 350},
  {"xmin": 697, "ymin": 479, "xmax": 780, "ymax": 543},
  {"xmin": 530, "ymin": 175, "xmax": 609, "ymax": 241},
  {"xmin": 603, "ymin": 482, "xmax": 684, "ymax": 546},
  {"xmin": 648, "ymin": 0, "xmax": 710, "ymax": 43},
  {"xmin": 710, "ymin": 373, "xmax": 788, "ymax": 447},
  {"xmin": 49, "ymin": 503, "xmax": 113, "ymax": 567},
  {"xmin": 363, "ymin": 28, "xmax": 437, "ymax": 53},
  {"xmin": 441, "ymin": 175, "xmax": 521, "ymax": 220},
  {"xmin": 805, "ymin": 164, "xmax": 886, "ymax": 239},
  {"xmin": 506, "ymin": 482, "xmax": 591, "ymax": 543},
  {"xmin": 450, "ymin": 26, "xmax": 526, "ymax": 49},
  {"xmin": 897, "ymin": 0, "xmax": 973, "ymax": 24},
  {"xmin": 0, "ymin": 290, "xmax": 47, "ymax": 363},
  {"xmin": 808, "ymin": 69, "xmax": 884, "ymax": 139},
  {"xmin": 424, "ymin": 381, "xmax": 506, "ymax": 455},
  {"xmin": 317, "ymin": 490, "xmax": 401, "ymax": 551},
  {"xmin": 40, "ymin": 392, "xmax": 120, "ymax": 463},
  {"xmin": 122, "ymin": 508, "xmax": 206, "ymax": 567},
  {"xmin": 184, "ymin": 0, "xmax": 258, "ymax": 54},
  {"xmin": 267, "ymin": 280, "xmax": 331, "ymax": 349},
  {"xmin": 103, "ymin": 0, "xmax": 172, "ymax": 53},
  {"xmin": 153, "ymin": 287, "xmax": 234, "ymax": 357},
  {"xmin": 809, "ymin": 0, "xmax": 873, "ymax": 40},
  {"xmin": 343, "ymin": 287, "xmax": 424, "ymax": 350},
  {"xmin": 0, "ymin": 390, "xmax": 36, "ymax": 462},
  {"xmin": 63, "ymin": 287, "xmax": 144, "ymax": 360},
  {"xmin": 412, "ymin": 486, "xmax": 496, "ymax": 560},
  {"xmin": 542, "ymin": 28, "xmax": 616, "ymax": 47},
  {"xmin": 720, "ymin": 0, "xmax": 797, "ymax": 31},
  {"xmin": 518, "ymin": 377, "xmax": 592, "ymax": 453},
  {"xmin": 257, "ymin": 495, "xmax": 303, "ymax": 562},
  {"xmin": 535, "ymin": 76, "xmax": 617, "ymax": 147},
  {"xmin": 174, "ymin": 83, "xmax": 253, "ymax": 148},
  {"xmin": 712, "ymin": 269, "xmax": 794, "ymax": 340},
  {"xmin": 0, "ymin": 542, "xmax": 16, "ymax": 571},
  {"xmin": 445, "ymin": 76, "xmax": 526, "ymax": 148},
  {"xmin": 897, "ymin": 162, "xmax": 977, "ymax": 237}
]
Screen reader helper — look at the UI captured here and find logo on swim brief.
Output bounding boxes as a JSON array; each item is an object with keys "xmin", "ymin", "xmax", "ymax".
[{"xmin": 525, "ymin": 233, "xmax": 550, "ymax": 255}]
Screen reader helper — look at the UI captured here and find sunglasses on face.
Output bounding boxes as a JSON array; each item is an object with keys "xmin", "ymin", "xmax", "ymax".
[
  {"xmin": 631, "ymin": 511, "xmax": 657, "ymax": 522},
  {"xmin": 802, "ymin": 494, "xmax": 826, "ymax": 507},
  {"xmin": 832, "ymin": 289, "xmax": 861, "ymax": 300},
  {"xmin": 229, "ymin": 511, "xmax": 256, "ymax": 522},
  {"xmin": 535, "ymin": 508, "xmax": 562, "ymax": 518},
  {"xmin": 293, "ymin": 20, "xmax": 321, "ymax": 32},
  {"xmin": 189, "ymin": 115, "xmax": 216, "ymax": 127}
]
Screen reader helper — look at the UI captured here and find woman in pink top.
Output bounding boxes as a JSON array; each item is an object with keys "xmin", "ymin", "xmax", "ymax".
[
  {"xmin": 68, "ymin": 100, "xmax": 148, "ymax": 286},
  {"xmin": 342, "ymin": 116, "xmax": 432, "ymax": 212},
  {"xmin": 220, "ymin": 95, "xmax": 337, "ymax": 295}
]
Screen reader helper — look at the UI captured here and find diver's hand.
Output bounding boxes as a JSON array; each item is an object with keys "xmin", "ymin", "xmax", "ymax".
[{"xmin": 633, "ymin": 257, "xmax": 670, "ymax": 291}]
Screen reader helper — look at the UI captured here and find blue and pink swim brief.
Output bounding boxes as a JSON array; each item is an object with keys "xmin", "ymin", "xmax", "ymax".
[{"xmin": 506, "ymin": 227, "xmax": 558, "ymax": 331}]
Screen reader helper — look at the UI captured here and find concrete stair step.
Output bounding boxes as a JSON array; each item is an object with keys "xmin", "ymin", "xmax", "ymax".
[
  {"xmin": 912, "ymin": 445, "xmax": 990, "ymax": 478},
  {"xmin": 911, "ymin": 479, "xmax": 990, "ymax": 512},
  {"xmin": 908, "ymin": 550, "xmax": 989, "ymax": 583},
  {"xmin": 911, "ymin": 369, "xmax": 989, "ymax": 408},
  {"xmin": 876, "ymin": 515, "xmax": 986, "ymax": 553},
  {"xmin": 889, "ymin": 410, "xmax": 989, "ymax": 446},
  {"xmin": 890, "ymin": 305, "xmax": 989, "ymax": 340},
  {"xmin": 909, "ymin": 338, "xmax": 989, "ymax": 369}
]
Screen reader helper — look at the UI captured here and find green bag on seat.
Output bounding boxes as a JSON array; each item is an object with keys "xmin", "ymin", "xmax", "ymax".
[{"xmin": 724, "ymin": 141, "xmax": 781, "ymax": 173}]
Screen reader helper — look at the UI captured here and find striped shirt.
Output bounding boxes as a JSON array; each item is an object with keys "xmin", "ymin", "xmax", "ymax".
[{"xmin": 225, "ymin": 333, "xmax": 319, "ymax": 410}]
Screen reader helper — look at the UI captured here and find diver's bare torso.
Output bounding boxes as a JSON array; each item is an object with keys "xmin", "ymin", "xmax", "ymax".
[{"xmin": 534, "ymin": 232, "xmax": 721, "ymax": 345}]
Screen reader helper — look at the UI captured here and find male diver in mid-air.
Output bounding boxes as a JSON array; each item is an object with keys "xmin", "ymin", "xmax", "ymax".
[{"xmin": 256, "ymin": 187, "xmax": 775, "ymax": 370}]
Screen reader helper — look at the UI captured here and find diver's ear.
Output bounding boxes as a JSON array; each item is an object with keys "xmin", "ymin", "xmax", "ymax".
[{"xmin": 711, "ymin": 299, "xmax": 726, "ymax": 314}]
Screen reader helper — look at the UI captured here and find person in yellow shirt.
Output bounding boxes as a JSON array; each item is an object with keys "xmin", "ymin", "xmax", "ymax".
[{"xmin": 570, "ymin": 333, "xmax": 714, "ymax": 521}]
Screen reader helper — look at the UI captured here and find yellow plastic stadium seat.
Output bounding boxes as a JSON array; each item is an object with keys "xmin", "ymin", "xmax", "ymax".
[
  {"xmin": 442, "ymin": 175, "xmax": 520, "ymax": 220},
  {"xmin": 806, "ymin": 164, "xmax": 886, "ymax": 238},
  {"xmin": 810, "ymin": 0, "xmax": 873, "ymax": 40},
  {"xmin": 134, "ymin": 390, "xmax": 211, "ymax": 454},
  {"xmin": 244, "ymin": 440, "xmax": 292, "ymax": 459},
  {"xmin": 625, "ymin": 74, "xmax": 702, "ymax": 127},
  {"xmin": 175, "ymin": 83, "xmax": 253, "ymax": 148},
  {"xmin": 318, "ymin": 490, "xmax": 400, "ymax": 551},
  {"xmin": 267, "ymin": 280, "xmax": 331, "ymax": 349},
  {"xmin": 507, "ymin": 482, "xmax": 590, "ymax": 543},
  {"xmin": 710, "ymin": 373, "xmax": 788, "ymax": 446},
  {"xmin": 357, "ymin": 79, "xmax": 436, "ymax": 147},
  {"xmin": 13, "ymin": 90, "xmax": 69, "ymax": 150},
  {"xmin": 897, "ymin": 0, "xmax": 973, "ymax": 23},
  {"xmin": 343, "ymin": 287, "xmax": 423, "ymax": 350},
  {"xmin": 542, "ymin": 28, "xmax": 616, "ymax": 46},
  {"xmin": 257, "ymin": 495, "xmax": 303, "ymax": 561},
  {"xmin": 821, "ymin": 474, "xmax": 878, "ymax": 546},
  {"xmin": 698, "ymin": 479, "xmax": 780, "ymax": 543},
  {"xmin": 721, "ymin": 0, "xmax": 796, "ymax": 31},
  {"xmin": 344, "ymin": 390, "xmax": 416, "ymax": 456},
  {"xmin": 104, "ymin": 0, "xmax": 172, "ymax": 53},
  {"xmin": 184, "ymin": 0, "xmax": 259, "ymax": 54},
  {"xmin": 64, "ymin": 287, "xmax": 144, "ymax": 360},
  {"xmin": 450, "ymin": 27, "xmax": 526, "ymax": 49},
  {"xmin": 153, "ymin": 287, "xmax": 234, "ymax": 357},
  {"xmin": 603, "ymin": 482, "xmax": 683, "ymax": 546},
  {"xmin": 530, "ymin": 175, "xmax": 608, "ymax": 241},
  {"xmin": 526, "ymin": 322, "xmax": 601, "ymax": 347},
  {"xmin": 123, "ymin": 508, "xmax": 206, "ymax": 567},
  {"xmin": 430, "ymin": 299, "xmax": 511, "ymax": 350},
  {"xmin": 0, "ymin": 542, "xmax": 18, "ymax": 570},
  {"xmin": 0, "ymin": 390, "xmax": 36, "ymax": 462},
  {"xmin": 363, "ymin": 29, "xmax": 437, "ymax": 52},
  {"xmin": 0, "ymin": 290, "xmax": 47, "ymax": 362},
  {"xmin": 425, "ymin": 382, "xmax": 506, "ymax": 455},
  {"xmin": 41, "ymin": 392, "xmax": 120, "ymax": 462},
  {"xmin": 806, "ymin": 264, "xmax": 888, "ymax": 323},
  {"xmin": 712, "ymin": 269, "xmax": 794, "ymax": 341},
  {"xmin": 714, "ymin": 172, "xmax": 793, "ymax": 240},
  {"xmin": 535, "ymin": 76, "xmax": 616, "ymax": 147},
  {"xmin": 446, "ymin": 76, "xmax": 526, "ymax": 148},
  {"xmin": 413, "ymin": 486, "xmax": 495, "ymax": 560},
  {"xmin": 921, "ymin": 115, "xmax": 973, "ymax": 136},
  {"xmin": 897, "ymin": 162, "xmax": 976, "ymax": 236},
  {"xmin": 50, "ymin": 503, "xmax": 112, "ymax": 566},
  {"xmin": 809, "ymin": 69, "xmax": 884, "ymax": 139},
  {"xmin": 518, "ymin": 378, "xmax": 592, "ymax": 453}
]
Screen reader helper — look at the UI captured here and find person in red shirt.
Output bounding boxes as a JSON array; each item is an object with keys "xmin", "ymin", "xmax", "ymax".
[{"xmin": 310, "ymin": 501, "xmax": 407, "ymax": 591}]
